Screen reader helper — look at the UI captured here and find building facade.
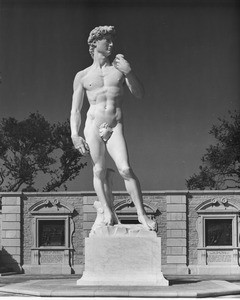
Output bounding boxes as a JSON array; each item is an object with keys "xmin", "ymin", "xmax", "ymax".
[{"xmin": 0, "ymin": 190, "xmax": 240, "ymax": 275}]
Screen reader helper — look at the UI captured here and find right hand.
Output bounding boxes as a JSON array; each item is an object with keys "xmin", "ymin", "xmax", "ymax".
[
  {"xmin": 71, "ymin": 135, "xmax": 90, "ymax": 156},
  {"xmin": 113, "ymin": 54, "xmax": 132, "ymax": 76}
]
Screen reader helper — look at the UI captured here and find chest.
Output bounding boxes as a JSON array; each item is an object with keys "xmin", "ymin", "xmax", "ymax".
[{"xmin": 83, "ymin": 67, "xmax": 124, "ymax": 91}]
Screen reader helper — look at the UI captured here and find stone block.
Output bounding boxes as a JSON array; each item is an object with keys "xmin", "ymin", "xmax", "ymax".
[
  {"xmin": 2, "ymin": 197, "xmax": 21, "ymax": 206},
  {"xmin": 167, "ymin": 256, "xmax": 187, "ymax": 264},
  {"xmin": 167, "ymin": 212, "xmax": 186, "ymax": 221},
  {"xmin": 173, "ymin": 247, "xmax": 186, "ymax": 255},
  {"xmin": 22, "ymin": 264, "xmax": 72, "ymax": 274},
  {"xmin": 167, "ymin": 238, "xmax": 186, "ymax": 247},
  {"xmin": 5, "ymin": 230, "xmax": 21, "ymax": 239},
  {"xmin": 83, "ymin": 213, "xmax": 96, "ymax": 222},
  {"xmin": 2, "ymin": 222, "xmax": 20, "ymax": 230},
  {"xmin": 167, "ymin": 204, "xmax": 186, "ymax": 213},
  {"xmin": 83, "ymin": 196, "xmax": 97, "ymax": 205},
  {"xmin": 1, "ymin": 253, "xmax": 21, "ymax": 264},
  {"xmin": 3, "ymin": 246, "xmax": 21, "ymax": 255},
  {"xmin": 167, "ymin": 229, "xmax": 186, "ymax": 238},
  {"xmin": 162, "ymin": 264, "xmax": 189, "ymax": 275},
  {"xmin": 2, "ymin": 206, "xmax": 21, "ymax": 214},
  {"xmin": 77, "ymin": 225, "xmax": 168, "ymax": 286},
  {"xmin": 2, "ymin": 238, "xmax": 20, "ymax": 247},
  {"xmin": 167, "ymin": 247, "xmax": 186, "ymax": 255},
  {"xmin": 73, "ymin": 264, "xmax": 84, "ymax": 274},
  {"xmin": 167, "ymin": 221, "xmax": 186, "ymax": 230},
  {"xmin": 83, "ymin": 230, "xmax": 90, "ymax": 238},
  {"xmin": 2, "ymin": 214, "xmax": 21, "ymax": 222},
  {"xmin": 83, "ymin": 221, "xmax": 94, "ymax": 230},
  {"xmin": 83, "ymin": 205, "xmax": 96, "ymax": 213},
  {"xmin": 166, "ymin": 195, "xmax": 186, "ymax": 204},
  {"xmin": 188, "ymin": 265, "xmax": 240, "ymax": 275},
  {"xmin": 1, "ymin": 238, "xmax": 21, "ymax": 247}
]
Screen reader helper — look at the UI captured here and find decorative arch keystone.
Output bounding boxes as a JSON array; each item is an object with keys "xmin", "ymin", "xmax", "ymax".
[
  {"xmin": 114, "ymin": 198, "xmax": 160, "ymax": 215},
  {"xmin": 29, "ymin": 199, "xmax": 75, "ymax": 215},
  {"xmin": 195, "ymin": 197, "xmax": 240, "ymax": 213}
]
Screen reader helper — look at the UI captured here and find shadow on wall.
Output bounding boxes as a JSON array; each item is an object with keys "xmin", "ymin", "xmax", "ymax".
[{"xmin": 0, "ymin": 247, "xmax": 21, "ymax": 273}]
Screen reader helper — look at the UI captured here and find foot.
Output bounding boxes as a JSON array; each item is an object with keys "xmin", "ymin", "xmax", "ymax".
[
  {"xmin": 103, "ymin": 207, "xmax": 121, "ymax": 226},
  {"xmin": 112, "ymin": 210, "xmax": 121, "ymax": 225},
  {"xmin": 103, "ymin": 207, "xmax": 116, "ymax": 226},
  {"xmin": 91, "ymin": 201, "xmax": 105, "ymax": 231},
  {"xmin": 138, "ymin": 214, "xmax": 157, "ymax": 231}
]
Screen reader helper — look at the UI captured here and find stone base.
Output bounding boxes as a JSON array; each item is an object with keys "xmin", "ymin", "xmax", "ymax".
[
  {"xmin": 72, "ymin": 264, "xmax": 84, "ymax": 274},
  {"xmin": 22, "ymin": 264, "xmax": 72, "ymax": 274},
  {"xmin": 189, "ymin": 265, "xmax": 240, "ymax": 275},
  {"xmin": 77, "ymin": 225, "xmax": 168, "ymax": 286},
  {"xmin": 162, "ymin": 264, "xmax": 190, "ymax": 275}
]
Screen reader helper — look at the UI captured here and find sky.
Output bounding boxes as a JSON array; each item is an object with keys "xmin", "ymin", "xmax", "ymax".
[{"xmin": 0, "ymin": 0, "xmax": 239, "ymax": 192}]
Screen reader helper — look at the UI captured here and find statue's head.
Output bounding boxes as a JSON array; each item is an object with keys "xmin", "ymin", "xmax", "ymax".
[{"xmin": 87, "ymin": 25, "xmax": 116, "ymax": 58}]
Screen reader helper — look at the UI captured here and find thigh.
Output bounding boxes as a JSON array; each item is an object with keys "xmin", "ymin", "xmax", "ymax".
[
  {"xmin": 106, "ymin": 123, "xmax": 130, "ymax": 169},
  {"xmin": 85, "ymin": 123, "xmax": 106, "ymax": 167}
]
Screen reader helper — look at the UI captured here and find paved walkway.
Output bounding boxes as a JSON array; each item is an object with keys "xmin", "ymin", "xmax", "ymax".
[{"xmin": 0, "ymin": 274, "xmax": 240, "ymax": 298}]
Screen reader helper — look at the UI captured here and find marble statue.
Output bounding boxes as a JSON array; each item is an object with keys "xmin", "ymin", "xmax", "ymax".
[{"xmin": 70, "ymin": 25, "xmax": 156, "ymax": 231}]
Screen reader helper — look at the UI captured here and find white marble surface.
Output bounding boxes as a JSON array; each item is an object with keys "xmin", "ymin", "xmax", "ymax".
[
  {"xmin": 77, "ymin": 226, "xmax": 168, "ymax": 286},
  {"xmin": 90, "ymin": 224, "xmax": 157, "ymax": 237}
]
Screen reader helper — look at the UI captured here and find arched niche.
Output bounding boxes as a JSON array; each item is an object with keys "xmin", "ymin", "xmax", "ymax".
[
  {"xmin": 114, "ymin": 198, "xmax": 160, "ymax": 224},
  {"xmin": 194, "ymin": 196, "xmax": 240, "ymax": 272},
  {"xmin": 24, "ymin": 198, "xmax": 75, "ymax": 274}
]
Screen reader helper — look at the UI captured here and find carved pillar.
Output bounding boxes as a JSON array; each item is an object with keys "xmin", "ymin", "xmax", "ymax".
[{"xmin": 31, "ymin": 249, "xmax": 39, "ymax": 265}]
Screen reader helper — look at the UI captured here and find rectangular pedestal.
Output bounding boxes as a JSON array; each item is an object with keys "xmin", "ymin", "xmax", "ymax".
[{"xmin": 77, "ymin": 235, "xmax": 168, "ymax": 286}]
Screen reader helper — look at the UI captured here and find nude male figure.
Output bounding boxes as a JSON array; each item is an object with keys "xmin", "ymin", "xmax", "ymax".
[{"xmin": 70, "ymin": 25, "xmax": 156, "ymax": 231}]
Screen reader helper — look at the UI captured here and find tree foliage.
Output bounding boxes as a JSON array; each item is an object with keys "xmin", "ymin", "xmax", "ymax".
[
  {"xmin": 0, "ymin": 112, "xmax": 87, "ymax": 192},
  {"xmin": 186, "ymin": 110, "xmax": 240, "ymax": 190}
]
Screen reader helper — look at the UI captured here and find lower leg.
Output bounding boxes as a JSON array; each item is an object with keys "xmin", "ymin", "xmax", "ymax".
[
  {"xmin": 104, "ymin": 168, "xmax": 120, "ymax": 224},
  {"xmin": 124, "ymin": 173, "xmax": 145, "ymax": 215},
  {"xmin": 93, "ymin": 167, "xmax": 115, "ymax": 226},
  {"xmin": 120, "ymin": 167, "xmax": 156, "ymax": 230}
]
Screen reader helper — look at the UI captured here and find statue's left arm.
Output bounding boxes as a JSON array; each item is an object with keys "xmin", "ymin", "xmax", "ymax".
[{"xmin": 113, "ymin": 54, "xmax": 145, "ymax": 99}]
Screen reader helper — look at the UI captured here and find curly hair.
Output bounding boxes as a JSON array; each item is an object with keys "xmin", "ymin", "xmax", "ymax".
[{"xmin": 87, "ymin": 25, "xmax": 116, "ymax": 58}]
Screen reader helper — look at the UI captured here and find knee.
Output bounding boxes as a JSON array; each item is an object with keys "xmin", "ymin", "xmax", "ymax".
[
  {"xmin": 118, "ymin": 167, "xmax": 133, "ymax": 180},
  {"xmin": 93, "ymin": 166, "xmax": 106, "ymax": 180}
]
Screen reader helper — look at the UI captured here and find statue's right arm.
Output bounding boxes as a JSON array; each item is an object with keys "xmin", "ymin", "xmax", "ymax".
[{"xmin": 70, "ymin": 72, "xmax": 89, "ymax": 155}]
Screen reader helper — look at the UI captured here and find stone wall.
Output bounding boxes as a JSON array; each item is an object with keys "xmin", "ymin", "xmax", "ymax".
[
  {"xmin": 0, "ymin": 190, "xmax": 240, "ymax": 275},
  {"xmin": 187, "ymin": 191, "xmax": 240, "ymax": 275},
  {"xmin": 143, "ymin": 194, "xmax": 167, "ymax": 265},
  {"xmin": 22, "ymin": 192, "xmax": 86, "ymax": 274},
  {"xmin": 188, "ymin": 192, "xmax": 240, "ymax": 266},
  {"xmin": 0, "ymin": 210, "xmax": 2, "ymax": 249},
  {"xmin": 165, "ymin": 194, "xmax": 188, "ymax": 274},
  {"xmin": 0, "ymin": 194, "xmax": 22, "ymax": 272},
  {"xmin": 188, "ymin": 193, "xmax": 200, "ymax": 266}
]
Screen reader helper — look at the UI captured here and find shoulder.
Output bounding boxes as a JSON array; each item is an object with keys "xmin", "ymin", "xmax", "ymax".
[
  {"xmin": 74, "ymin": 67, "xmax": 90, "ymax": 82},
  {"xmin": 73, "ymin": 67, "xmax": 91, "ymax": 89}
]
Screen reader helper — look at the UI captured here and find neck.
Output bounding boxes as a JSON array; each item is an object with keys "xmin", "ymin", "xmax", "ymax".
[{"xmin": 92, "ymin": 52, "xmax": 110, "ymax": 68}]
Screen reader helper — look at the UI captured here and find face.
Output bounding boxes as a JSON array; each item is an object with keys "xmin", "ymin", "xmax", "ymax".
[{"xmin": 94, "ymin": 35, "xmax": 113, "ymax": 57}]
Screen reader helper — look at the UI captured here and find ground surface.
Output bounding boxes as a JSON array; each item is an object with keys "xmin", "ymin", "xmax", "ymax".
[{"xmin": 0, "ymin": 274, "xmax": 240, "ymax": 298}]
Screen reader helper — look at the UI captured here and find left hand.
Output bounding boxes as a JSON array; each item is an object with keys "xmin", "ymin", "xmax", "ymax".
[
  {"xmin": 71, "ymin": 135, "xmax": 90, "ymax": 156},
  {"xmin": 113, "ymin": 54, "xmax": 132, "ymax": 76}
]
